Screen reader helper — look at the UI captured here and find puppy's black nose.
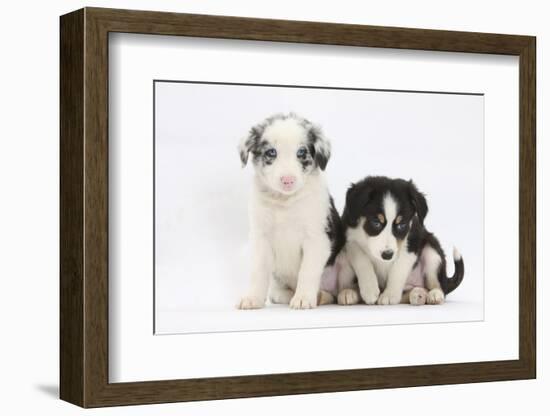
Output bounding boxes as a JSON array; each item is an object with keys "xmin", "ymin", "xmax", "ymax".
[{"xmin": 381, "ymin": 250, "xmax": 394, "ymax": 260}]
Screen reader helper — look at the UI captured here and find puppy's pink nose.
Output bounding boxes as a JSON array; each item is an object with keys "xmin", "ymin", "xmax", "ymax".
[{"xmin": 280, "ymin": 175, "xmax": 296, "ymax": 188}]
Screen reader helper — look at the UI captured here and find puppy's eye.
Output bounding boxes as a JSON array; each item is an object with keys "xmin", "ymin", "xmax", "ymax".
[
  {"xmin": 395, "ymin": 223, "xmax": 407, "ymax": 232},
  {"xmin": 296, "ymin": 147, "xmax": 307, "ymax": 159},
  {"xmin": 264, "ymin": 148, "xmax": 277, "ymax": 158},
  {"xmin": 370, "ymin": 218, "xmax": 383, "ymax": 229}
]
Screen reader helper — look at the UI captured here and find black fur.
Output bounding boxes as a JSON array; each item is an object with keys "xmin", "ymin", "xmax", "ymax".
[
  {"xmin": 297, "ymin": 145, "xmax": 315, "ymax": 171},
  {"xmin": 307, "ymin": 126, "xmax": 330, "ymax": 170},
  {"xmin": 342, "ymin": 176, "xmax": 464, "ymax": 295},
  {"xmin": 325, "ymin": 196, "xmax": 346, "ymax": 266},
  {"xmin": 407, "ymin": 216, "xmax": 464, "ymax": 295}
]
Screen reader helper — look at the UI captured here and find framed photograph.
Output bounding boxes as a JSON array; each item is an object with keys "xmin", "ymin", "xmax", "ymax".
[{"xmin": 60, "ymin": 7, "xmax": 536, "ymax": 408}]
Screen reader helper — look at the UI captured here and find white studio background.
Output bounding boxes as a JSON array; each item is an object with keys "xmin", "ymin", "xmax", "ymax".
[
  {"xmin": 155, "ymin": 81, "xmax": 484, "ymax": 334},
  {"xmin": 0, "ymin": 1, "xmax": 547, "ymax": 416}
]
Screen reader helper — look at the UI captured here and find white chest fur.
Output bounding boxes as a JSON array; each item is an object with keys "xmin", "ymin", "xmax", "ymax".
[
  {"xmin": 371, "ymin": 257, "xmax": 392, "ymax": 289},
  {"xmin": 250, "ymin": 173, "xmax": 330, "ymax": 289}
]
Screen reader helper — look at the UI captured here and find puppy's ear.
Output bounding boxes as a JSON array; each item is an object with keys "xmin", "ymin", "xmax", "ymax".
[
  {"xmin": 408, "ymin": 180, "xmax": 428, "ymax": 224},
  {"xmin": 342, "ymin": 180, "xmax": 372, "ymax": 227},
  {"xmin": 238, "ymin": 125, "xmax": 262, "ymax": 167},
  {"xmin": 307, "ymin": 125, "xmax": 331, "ymax": 171}
]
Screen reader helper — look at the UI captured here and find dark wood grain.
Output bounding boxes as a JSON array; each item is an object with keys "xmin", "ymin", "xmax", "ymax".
[
  {"xmin": 59, "ymin": 7, "xmax": 537, "ymax": 408},
  {"xmin": 88, "ymin": 7, "xmax": 532, "ymax": 54},
  {"xmin": 83, "ymin": 9, "xmax": 110, "ymax": 406},
  {"xmin": 518, "ymin": 38, "xmax": 537, "ymax": 376},
  {"xmin": 59, "ymin": 8, "xmax": 84, "ymax": 407}
]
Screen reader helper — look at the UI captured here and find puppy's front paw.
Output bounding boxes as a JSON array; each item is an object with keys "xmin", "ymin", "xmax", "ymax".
[
  {"xmin": 409, "ymin": 287, "xmax": 428, "ymax": 306},
  {"xmin": 269, "ymin": 288, "xmax": 294, "ymax": 305},
  {"xmin": 290, "ymin": 292, "xmax": 317, "ymax": 309},
  {"xmin": 318, "ymin": 290, "xmax": 335, "ymax": 305},
  {"xmin": 337, "ymin": 288, "xmax": 360, "ymax": 305},
  {"xmin": 361, "ymin": 288, "xmax": 380, "ymax": 305},
  {"xmin": 427, "ymin": 288, "xmax": 445, "ymax": 305},
  {"xmin": 377, "ymin": 290, "xmax": 402, "ymax": 305},
  {"xmin": 237, "ymin": 295, "xmax": 265, "ymax": 309}
]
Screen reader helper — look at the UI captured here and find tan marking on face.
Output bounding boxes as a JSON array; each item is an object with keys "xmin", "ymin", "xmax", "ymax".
[
  {"xmin": 397, "ymin": 238, "xmax": 405, "ymax": 249},
  {"xmin": 377, "ymin": 213, "xmax": 385, "ymax": 223},
  {"xmin": 395, "ymin": 215, "xmax": 403, "ymax": 224}
]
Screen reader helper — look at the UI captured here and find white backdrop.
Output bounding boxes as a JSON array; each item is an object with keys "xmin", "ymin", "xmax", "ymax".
[
  {"xmin": 155, "ymin": 81, "xmax": 484, "ymax": 333},
  {"xmin": 0, "ymin": 1, "xmax": 546, "ymax": 415}
]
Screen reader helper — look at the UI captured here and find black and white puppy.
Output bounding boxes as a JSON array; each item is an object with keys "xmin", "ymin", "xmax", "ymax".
[
  {"xmin": 237, "ymin": 113, "xmax": 345, "ymax": 309},
  {"xmin": 337, "ymin": 176, "xmax": 464, "ymax": 306}
]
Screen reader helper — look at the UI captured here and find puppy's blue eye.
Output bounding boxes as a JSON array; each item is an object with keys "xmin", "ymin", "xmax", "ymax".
[
  {"xmin": 395, "ymin": 223, "xmax": 407, "ymax": 231},
  {"xmin": 371, "ymin": 219, "xmax": 382, "ymax": 229},
  {"xmin": 296, "ymin": 147, "xmax": 307, "ymax": 158},
  {"xmin": 265, "ymin": 148, "xmax": 277, "ymax": 158}
]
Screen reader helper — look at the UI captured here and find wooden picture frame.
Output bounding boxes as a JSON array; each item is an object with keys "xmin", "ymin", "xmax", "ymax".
[{"xmin": 60, "ymin": 7, "xmax": 536, "ymax": 408}]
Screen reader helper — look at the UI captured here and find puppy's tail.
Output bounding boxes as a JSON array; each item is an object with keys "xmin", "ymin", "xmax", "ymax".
[{"xmin": 442, "ymin": 247, "xmax": 464, "ymax": 295}]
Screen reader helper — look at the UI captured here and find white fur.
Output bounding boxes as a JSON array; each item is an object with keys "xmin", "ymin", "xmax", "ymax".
[
  {"xmin": 453, "ymin": 247, "xmax": 462, "ymax": 261},
  {"xmin": 365, "ymin": 193, "xmax": 399, "ymax": 258},
  {"xmin": 377, "ymin": 247, "xmax": 418, "ymax": 305},
  {"xmin": 318, "ymin": 290, "xmax": 335, "ymax": 305},
  {"xmin": 256, "ymin": 119, "xmax": 310, "ymax": 195},
  {"xmin": 344, "ymin": 238, "xmax": 380, "ymax": 304},
  {"xmin": 337, "ymin": 288, "xmax": 360, "ymax": 305},
  {"xmin": 408, "ymin": 287, "xmax": 428, "ymax": 305},
  {"xmin": 238, "ymin": 118, "xmax": 333, "ymax": 309},
  {"xmin": 428, "ymin": 288, "xmax": 445, "ymax": 304},
  {"xmin": 268, "ymin": 279, "xmax": 294, "ymax": 305}
]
